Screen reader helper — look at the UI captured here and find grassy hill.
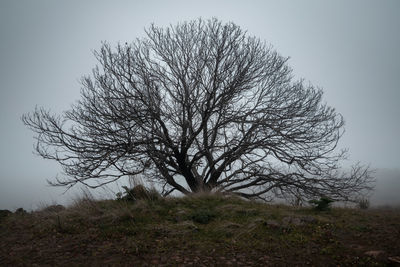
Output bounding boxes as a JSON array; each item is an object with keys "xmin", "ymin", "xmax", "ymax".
[{"xmin": 1, "ymin": 193, "xmax": 400, "ymax": 266}]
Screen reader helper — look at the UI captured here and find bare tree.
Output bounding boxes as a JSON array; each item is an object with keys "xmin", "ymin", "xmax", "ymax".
[{"xmin": 23, "ymin": 18, "xmax": 374, "ymax": 201}]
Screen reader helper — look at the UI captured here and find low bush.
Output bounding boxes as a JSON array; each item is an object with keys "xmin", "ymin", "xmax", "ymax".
[
  {"xmin": 190, "ymin": 208, "xmax": 216, "ymax": 224},
  {"xmin": 357, "ymin": 198, "xmax": 370, "ymax": 210},
  {"xmin": 309, "ymin": 197, "xmax": 334, "ymax": 211},
  {"xmin": 117, "ymin": 184, "xmax": 160, "ymax": 202}
]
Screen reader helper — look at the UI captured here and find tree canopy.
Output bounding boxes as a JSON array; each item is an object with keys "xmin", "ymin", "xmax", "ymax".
[{"xmin": 23, "ymin": 18, "xmax": 373, "ymax": 201}]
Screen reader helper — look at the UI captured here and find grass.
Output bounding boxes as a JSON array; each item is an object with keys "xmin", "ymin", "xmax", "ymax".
[{"xmin": 1, "ymin": 193, "xmax": 399, "ymax": 266}]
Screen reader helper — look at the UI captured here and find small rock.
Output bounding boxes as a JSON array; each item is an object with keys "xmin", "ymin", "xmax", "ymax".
[
  {"xmin": 282, "ymin": 216, "xmax": 303, "ymax": 226},
  {"xmin": 253, "ymin": 218, "xmax": 265, "ymax": 224},
  {"xmin": 266, "ymin": 219, "xmax": 280, "ymax": 227},
  {"xmin": 349, "ymin": 244, "xmax": 365, "ymax": 251},
  {"xmin": 247, "ymin": 218, "xmax": 266, "ymax": 229},
  {"xmin": 173, "ymin": 208, "xmax": 188, "ymax": 222},
  {"xmin": 178, "ymin": 220, "xmax": 199, "ymax": 231},
  {"xmin": 388, "ymin": 256, "xmax": 400, "ymax": 265},
  {"xmin": 301, "ymin": 216, "xmax": 317, "ymax": 223},
  {"xmin": 364, "ymin": 250, "xmax": 387, "ymax": 260}
]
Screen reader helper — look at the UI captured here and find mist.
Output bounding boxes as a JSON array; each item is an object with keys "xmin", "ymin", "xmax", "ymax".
[
  {"xmin": 1, "ymin": 0, "xmax": 399, "ymax": 211},
  {"xmin": 371, "ymin": 169, "xmax": 400, "ymax": 207}
]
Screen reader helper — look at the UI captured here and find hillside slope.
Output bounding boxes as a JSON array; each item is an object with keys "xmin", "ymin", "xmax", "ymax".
[{"xmin": 1, "ymin": 194, "xmax": 399, "ymax": 266}]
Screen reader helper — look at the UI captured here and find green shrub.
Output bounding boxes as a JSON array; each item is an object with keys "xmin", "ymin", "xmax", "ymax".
[
  {"xmin": 0, "ymin": 209, "xmax": 12, "ymax": 221},
  {"xmin": 15, "ymin": 208, "xmax": 27, "ymax": 214},
  {"xmin": 191, "ymin": 208, "xmax": 216, "ymax": 224},
  {"xmin": 309, "ymin": 197, "xmax": 334, "ymax": 211}
]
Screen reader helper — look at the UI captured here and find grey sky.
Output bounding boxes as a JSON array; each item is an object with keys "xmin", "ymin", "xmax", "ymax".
[{"xmin": 1, "ymin": 0, "xmax": 399, "ymax": 210}]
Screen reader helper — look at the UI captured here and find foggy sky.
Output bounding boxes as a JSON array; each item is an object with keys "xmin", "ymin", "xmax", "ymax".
[{"xmin": 1, "ymin": 0, "xmax": 399, "ymax": 210}]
